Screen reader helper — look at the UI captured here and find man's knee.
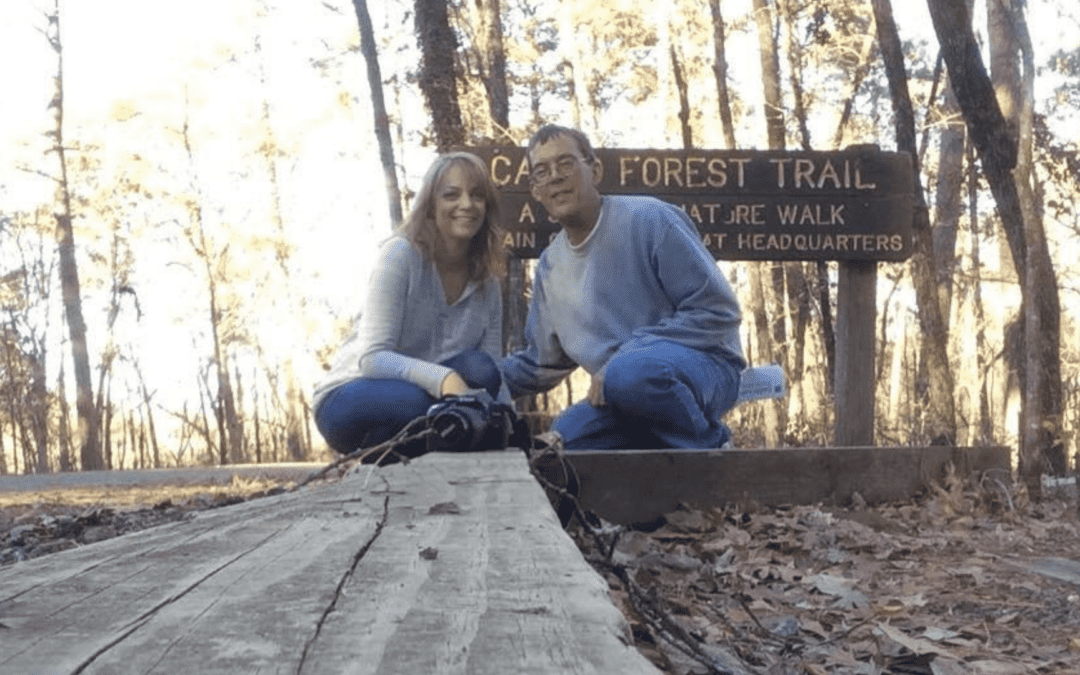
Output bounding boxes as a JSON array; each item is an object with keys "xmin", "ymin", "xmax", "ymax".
[{"xmin": 603, "ymin": 350, "xmax": 670, "ymax": 407}]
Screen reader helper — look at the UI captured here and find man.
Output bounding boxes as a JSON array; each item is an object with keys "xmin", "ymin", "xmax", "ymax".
[{"xmin": 502, "ymin": 125, "xmax": 746, "ymax": 449}]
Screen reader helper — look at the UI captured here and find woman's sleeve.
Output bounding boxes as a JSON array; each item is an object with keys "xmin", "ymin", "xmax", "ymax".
[{"xmin": 357, "ymin": 240, "xmax": 454, "ymax": 398}]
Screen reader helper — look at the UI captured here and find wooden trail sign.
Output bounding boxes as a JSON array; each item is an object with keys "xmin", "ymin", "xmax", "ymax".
[
  {"xmin": 481, "ymin": 143, "xmax": 918, "ymax": 447},
  {"xmin": 474, "ymin": 146, "xmax": 914, "ymax": 262}
]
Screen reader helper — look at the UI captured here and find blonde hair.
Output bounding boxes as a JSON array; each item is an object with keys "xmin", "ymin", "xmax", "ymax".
[{"xmin": 398, "ymin": 152, "xmax": 505, "ymax": 283}]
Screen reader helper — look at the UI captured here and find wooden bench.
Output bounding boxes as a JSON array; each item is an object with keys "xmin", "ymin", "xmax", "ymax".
[{"xmin": 0, "ymin": 452, "xmax": 661, "ymax": 674}]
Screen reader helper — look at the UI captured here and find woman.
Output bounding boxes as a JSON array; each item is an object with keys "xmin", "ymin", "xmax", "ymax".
[{"xmin": 313, "ymin": 152, "xmax": 509, "ymax": 455}]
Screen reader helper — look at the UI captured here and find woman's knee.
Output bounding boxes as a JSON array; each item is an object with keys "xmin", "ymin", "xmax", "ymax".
[{"xmin": 315, "ymin": 378, "xmax": 432, "ymax": 452}]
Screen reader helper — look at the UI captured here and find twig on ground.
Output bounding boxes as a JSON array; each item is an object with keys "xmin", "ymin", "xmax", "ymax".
[
  {"xmin": 613, "ymin": 564, "xmax": 760, "ymax": 675},
  {"xmin": 525, "ymin": 442, "xmax": 760, "ymax": 675},
  {"xmin": 294, "ymin": 418, "xmax": 434, "ymax": 489}
]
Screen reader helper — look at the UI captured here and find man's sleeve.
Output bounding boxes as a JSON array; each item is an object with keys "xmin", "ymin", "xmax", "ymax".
[
  {"xmin": 501, "ymin": 269, "xmax": 578, "ymax": 397},
  {"xmin": 631, "ymin": 208, "xmax": 746, "ymax": 367}
]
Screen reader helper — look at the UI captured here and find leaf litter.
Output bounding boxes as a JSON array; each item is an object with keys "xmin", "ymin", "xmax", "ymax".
[{"xmin": 563, "ymin": 465, "xmax": 1080, "ymax": 675}]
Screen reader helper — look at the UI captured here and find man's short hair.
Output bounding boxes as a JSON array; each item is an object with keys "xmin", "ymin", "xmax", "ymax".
[{"xmin": 526, "ymin": 125, "xmax": 596, "ymax": 166}]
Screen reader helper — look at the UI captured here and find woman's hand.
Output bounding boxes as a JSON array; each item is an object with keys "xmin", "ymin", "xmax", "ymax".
[{"xmin": 440, "ymin": 371, "xmax": 470, "ymax": 397}]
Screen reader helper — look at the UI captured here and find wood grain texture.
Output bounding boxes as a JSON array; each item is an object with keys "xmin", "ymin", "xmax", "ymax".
[
  {"xmin": 568, "ymin": 445, "xmax": 1011, "ymax": 525},
  {"xmin": 0, "ymin": 451, "xmax": 659, "ymax": 675}
]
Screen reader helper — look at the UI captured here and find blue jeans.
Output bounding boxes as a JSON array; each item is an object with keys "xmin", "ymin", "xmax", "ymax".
[
  {"xmin": 553, "ymin": 339, "xmax": 740, "ymax": 450},
  {"xmin": 314, "ymin": 349, "xmax": 502, "ymax": 454}
]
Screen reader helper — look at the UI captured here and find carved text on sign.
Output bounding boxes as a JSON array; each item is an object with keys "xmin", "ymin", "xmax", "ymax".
[{"xmin": 475, "ymin": 147, "xmax": 914, "ymax": 261}]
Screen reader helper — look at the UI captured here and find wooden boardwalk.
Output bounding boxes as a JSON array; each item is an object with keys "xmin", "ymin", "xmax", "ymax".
[{"xmin": 0, "ymin": 451, "xmax": 659, "ymax": 675}]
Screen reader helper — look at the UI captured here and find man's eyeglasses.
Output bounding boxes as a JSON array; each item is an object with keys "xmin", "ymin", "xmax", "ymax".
[{"xmin": 529, "ymin": 154, "xmax": 590, "ymax": 186}]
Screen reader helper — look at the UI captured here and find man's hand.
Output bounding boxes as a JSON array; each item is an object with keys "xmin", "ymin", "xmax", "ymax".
[
  {"xmin": 588, "ymin": 374, "xmax": 606, "ymax": 408},
  {"xmin": 439, "ymin": 371, "xmax": 470, "ymax": 397}
]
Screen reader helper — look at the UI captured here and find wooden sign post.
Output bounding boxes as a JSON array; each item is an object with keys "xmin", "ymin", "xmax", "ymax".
[{"xmin": 474, "ymin": 146, "xmax": 915, "ymax": 447}]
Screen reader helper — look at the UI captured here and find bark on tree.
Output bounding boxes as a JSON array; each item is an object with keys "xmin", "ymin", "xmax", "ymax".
[
  {"xmin": 967, "ymin": 139, "xmax": 993, "ymax": 444},
  {"xmin": 987, "ymin": 0, "xmax": 1064, "ymax": 476},
  {"xmin": 56, "ymin": 360, "xmax": 73, "ymax": 471},
  {"xmin": 557, "ymin": 1, "xmax": 585, "ymax": 130},
  {"xmin": 870, "ymin": 0, "xmax": 956, "ymax": 445},
  {"xmin": 778, "ymin": 0, "xmax": 816, "ymax": 431},
  {"xmin": 708, "ymin": 0, "xmax": 737, "ymax": 150},
  {"xmin": 352, "ymin": 0, "xmax": 403, "ymax": 226},
  {"xmin": 931, "ymin": 80, "xmax": 966, "ymax": 328},
  {"xmin": 415, "ymin": 0, "xmax": 465, "ymax": 151},
  {"xmin": 751, "ymin": 0, "xmax": 785, "ymax": 446},
  {"xmin": 28, "ymin": 354, "xmax": 49, "ymax": 474},
  {"xmin": 926, "ymin": 0, "xmax": 1063, "ymax": 474},
  {"xmin": 473, "ymin": 0, "xmax": 510, "ymax": 139},
  {"xmin": 47, "ymin": 4, "xmax": 102, "ymax": 471},
  {"xmin": 671, "ymin": 44, "xmax": 693, "ymax": 148},
  {"xmin": 752, "ymin": 0, "xmax": 785, "ymax": 150}
]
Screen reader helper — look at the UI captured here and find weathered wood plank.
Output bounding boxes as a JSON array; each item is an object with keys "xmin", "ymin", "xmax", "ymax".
[
  {"xmin": 835, "ymin": 261, "xmax": 877, "ymax": 446},
  {"xmin": 0, "ymin": 462, "xmax": 322, "ymax": 493},
  {"xmin": 301, "ymin": 459, "xmax": 638, "ymax": 675},
  {"xmin": 1, "ymin": 480, "xmax": 379, "ymax": 674},
  {"xmin": 0, "ymin": 451, "xmax": 659, "ymax": 675},
  {"xmin": 568, "ymin": 445, "xmax": 1011, "ymax": 525}
]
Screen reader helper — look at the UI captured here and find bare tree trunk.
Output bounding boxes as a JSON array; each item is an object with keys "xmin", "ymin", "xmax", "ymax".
[
  {"xmin": 253, "ymin": 378, "xmax": 263, "ymax": 464},
  {"xmin": 925, "ymin": 0, "xmax": 1022, "ymax": 257},
  {"xmin": 967, "ymin": 139, "xmax": 992, "ymax": 444},
  {"xmin": 47, "ymin": 3, "xmax": 102, "ymax": 470},
  {"xmin": 415, "ymin": 0, "xmax": 465, "ymax": 151},
  {"xmin": 94, "ymin": 271, "xmax": 128, "ymax": 470},
  {"xmin": 671, "ymin": 44, "xmax": 693, "ymax": 148},
  {"xmin": 780, "ymin": 0, "xmax": 811, "ymax": 149},
  {"xmin": 708, "ymin": 0, "xmax": 737, "ymax": 149},
  {"xmin": 750, "ymin": 0, "xmax": 784, "ymax": 446},
  {"xmin": 473, "ymin": 0, "xmax": 510, "ymax": 140},
  {"xmin": 57, "ymin": 360, "xmax": 73, "ymax": 471},
  {"xmin": 558, "ymin": 1, "xmax": 585, "ymax": 130},
  {"xmin": 932, "ymin": 82, "xmax": 966, "ymax": 327},
  {"xmin": 823, "ymin": 13, "xmax": 870, "ymax": 418},
  {"xmin": 830, "ymin": 33, "xmax": 875, "ymax": 148},
  {"xmin": 130, "ymin": 360, "xmax": 161, "ymax": 468},
  {"xmin": 927, "ymin": 0, "xmax": 1062, "ymax": 475},
  {"xmin": 102, "ymin": 377, "xmax": 113, "ymax": 469},
  {"xmin": 352, "ymin": 0, "xmax": 403, "ymax": 226},
  {"xmin": 871, "ymin": 0, "xmax": 956, "ymax": 445},
  {"xmin": 752, "ymin": 0, "xmax": 785, "ymax": 149},
  {"xmin": 988, "ymin": 0, "xmax": 1064, "ymax": 475},
  {"xmin": 778, "ymin": 0, "xmax": 815, "ymax": 434},
  {"xmin": 28, "ymin": 354, "xmax": 49, "ymax": 474},
  {"xmin": 180, "ymin": 109, "xmax": 243, "ymax": 465}
]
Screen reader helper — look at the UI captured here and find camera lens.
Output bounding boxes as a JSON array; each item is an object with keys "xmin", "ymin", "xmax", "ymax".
[{"xmin": 429, "ymin": 403, "xmax": 487, "ymax": 451}]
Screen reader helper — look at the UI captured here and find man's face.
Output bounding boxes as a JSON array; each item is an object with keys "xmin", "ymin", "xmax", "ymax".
[{"xmin": 528, "ymin": 134, "xmax": 601, "ymax": 226}]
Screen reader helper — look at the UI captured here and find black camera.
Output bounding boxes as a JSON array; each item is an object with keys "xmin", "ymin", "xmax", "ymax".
[{"xmin": 424, "ymin": 391, "xmax": 517, "ymax": 453}]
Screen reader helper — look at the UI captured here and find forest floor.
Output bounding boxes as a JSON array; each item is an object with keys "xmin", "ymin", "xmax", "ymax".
[
  {"xmin": 3, "ymin": 460, "xmax": 1079, "ymax": 674},
  {"xmin": 563, "ymin": 466, "xmax": 1080, "ymax": 675},
  {"xmin": 0, "ymin": 476, "xmax": 291, "ymax": 566}
]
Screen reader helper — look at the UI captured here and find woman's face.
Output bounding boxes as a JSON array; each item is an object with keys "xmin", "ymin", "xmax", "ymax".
[{"xmin": 433, "ymin": 163, "xmax": 487, "ymax": 248}]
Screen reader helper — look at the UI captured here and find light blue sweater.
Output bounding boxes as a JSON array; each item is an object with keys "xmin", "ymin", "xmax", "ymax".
[
  {"xmin": 503, "ymin": 195, "xmax": 745, "ymax": 396},
  {"xmin": 313, "ymin": 237, "xmax": 509, "ymax": 411}
]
